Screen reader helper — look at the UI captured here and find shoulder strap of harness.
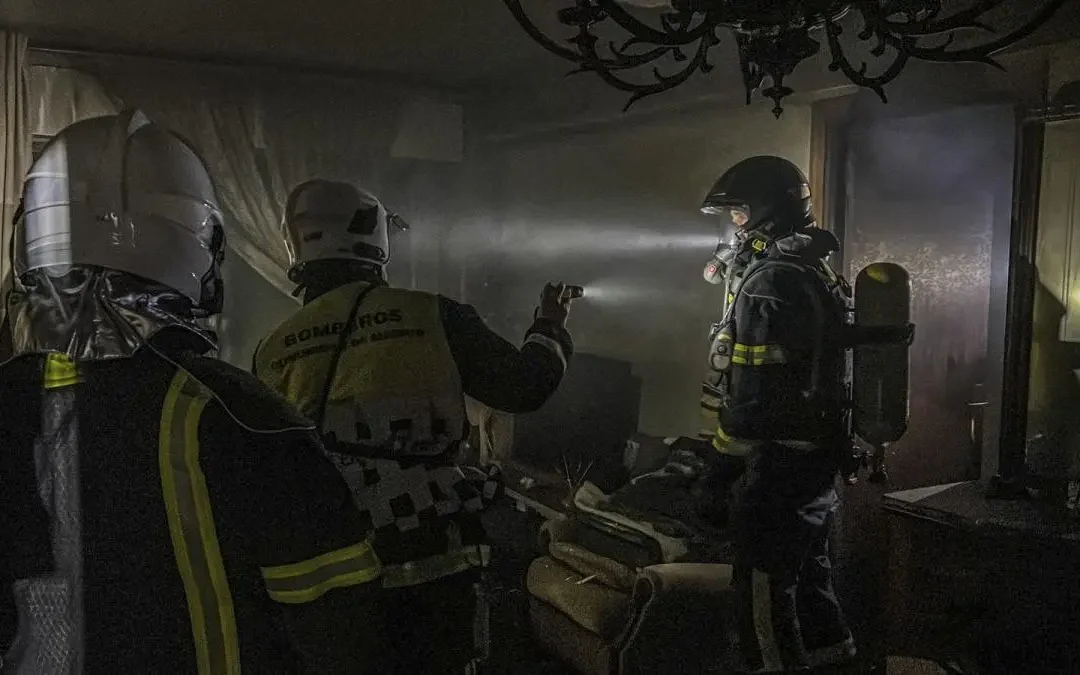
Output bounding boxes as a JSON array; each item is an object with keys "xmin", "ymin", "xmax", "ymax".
[
  {"xmin": 314, "ymin": 283, "xmax": 380, "ymax": 432},
  {"xmin": 721, "ymin": 256, "xmax": 808, "ymax": 324}
]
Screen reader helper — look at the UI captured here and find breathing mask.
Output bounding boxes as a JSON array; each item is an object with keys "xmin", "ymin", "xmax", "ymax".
[{"xmin": 702, "ymin": 230, "xmax": 741, "ymax": 285}]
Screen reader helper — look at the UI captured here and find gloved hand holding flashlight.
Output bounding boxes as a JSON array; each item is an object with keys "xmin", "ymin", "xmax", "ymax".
[{"xmin": 536, "ymin": 283, "xmax": 582, "ymax": 327}]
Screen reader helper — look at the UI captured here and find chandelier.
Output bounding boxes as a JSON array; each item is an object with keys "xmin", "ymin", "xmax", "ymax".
[{"xmin": 503, "ymin": 0, "xmax": 1066, "ymax": 117}]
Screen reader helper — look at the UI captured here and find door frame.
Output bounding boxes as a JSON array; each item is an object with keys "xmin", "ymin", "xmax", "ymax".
[
  {"xmin": 994, "ymin": 103, "xmax": 1080, "ymax": 490},
  {"xmin": 809, "ymin": 96, "xmax": 854, "ymax": 271}
]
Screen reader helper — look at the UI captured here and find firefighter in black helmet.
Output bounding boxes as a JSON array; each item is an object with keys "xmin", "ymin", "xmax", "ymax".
[{"xmin": 699, "ymin": 156, "xmax": 856, "ymax": 673}]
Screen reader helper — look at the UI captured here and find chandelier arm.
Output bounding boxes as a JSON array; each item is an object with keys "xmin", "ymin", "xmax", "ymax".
[
  {"xmin": 502, "ymin": 0, "xmax": 594, "ymax": 63},
  {"xmin": 876, "ymin": 0, "xmax": 1067, "ymax": 65},
  {"xmin": 503, "ymin": 0, "xmax": 673, "ymax": 70},
  {"xmin": 565, "ymin": 37, "xmax": 676, "ymax": 71},
  {"xmin": 573, "ymin": 25, "xmax": 717, "ymax": 110},
  {"xmin": 825, "ymin": 19, "xmax": 910, "ymax": 102},
  {"xmin": 621, "ymin": 17, "xmax": 709, "ymax": 50},
  {"xmin": 594, "ymin": 0, "xmax": 711, "ymax": 45},
  {"xmin": 735, "ymin": 33, "xmax": 764, "ymax": 105},
  {"xmin": 605, "ymin": 42, "xmax": 684, "ymax": 68}
]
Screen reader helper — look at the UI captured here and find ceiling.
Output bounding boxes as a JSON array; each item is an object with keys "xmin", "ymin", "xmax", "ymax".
[
  {"xmin": 6, "ymin": 0, "xmax": 1079, "ymax": 97},
  {"xmin": 3, "ymin": 0, "xmax": 567, "ymax": 88}
]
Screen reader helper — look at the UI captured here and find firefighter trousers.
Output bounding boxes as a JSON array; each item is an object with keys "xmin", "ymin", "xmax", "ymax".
[{"xmin": 730, "ymin": 445, "xmax": 854, "ymax": 673}]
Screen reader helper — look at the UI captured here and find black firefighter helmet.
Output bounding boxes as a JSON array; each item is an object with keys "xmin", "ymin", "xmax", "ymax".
[{"xmin": 700, "ymin": 155, "xmax": 814, "ymax": 240}]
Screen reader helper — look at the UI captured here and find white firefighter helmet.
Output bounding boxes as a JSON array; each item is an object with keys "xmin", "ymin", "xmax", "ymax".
[
  {"xmin": 14, "ymin": 109, "xmax": 226, "ymax": 314},
  {"xmin": 282, "ymin": 179, "xmax": 395, "ymax": 282}
]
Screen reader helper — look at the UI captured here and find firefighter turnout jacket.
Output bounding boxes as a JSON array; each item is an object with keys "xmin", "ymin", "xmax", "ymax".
[
  {"xmin": 253, "ymin": 281, "xmax": 572, "ymax": 588},
  {"xmin": 0, "ymin": 334, "xmax": 383, "ymax": 674},
  {"xmin": 702, "ymin": 231, "xmax": 850, "ymax": 454}
]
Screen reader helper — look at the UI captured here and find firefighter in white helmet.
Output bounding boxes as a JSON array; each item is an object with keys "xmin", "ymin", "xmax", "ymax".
[
  {"xmin": 252, "ymin": 179, "xmax": 575, "ymax": 674},
  {"xmin": 0, "ymin": 111, "xmax": 388, "ymax": 674}
]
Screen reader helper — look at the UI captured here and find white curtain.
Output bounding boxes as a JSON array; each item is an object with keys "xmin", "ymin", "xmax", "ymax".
[
  {"xmin": 1, "ymin": 31, "xmax": 30, "ymax": 328},
  {"xmin": 29, "ymin": 65, "xmax": 119, "ymax": 136}
]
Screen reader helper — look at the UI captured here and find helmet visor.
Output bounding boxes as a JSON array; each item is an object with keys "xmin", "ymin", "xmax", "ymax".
[{"xmin": 701, "ymin": 203, "xmax": 750, "ymax": 229}]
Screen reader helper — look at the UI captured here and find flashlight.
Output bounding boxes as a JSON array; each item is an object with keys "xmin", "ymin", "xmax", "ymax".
[{"xmin": 564, "ymin": 285, "xmax": 585, "ymax": 300}]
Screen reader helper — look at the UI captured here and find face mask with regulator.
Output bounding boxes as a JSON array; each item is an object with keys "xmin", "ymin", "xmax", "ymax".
[
  {"xmin": 703, "ymin": 229, "xmax": 746, "ymax": 342},
  {"xmin": 703, "ymin": 237, "xmax": 739, "ymax": 286},
  {"xmin": 702, "ymin": 204, "xmax": 753, "ymax": 286}
]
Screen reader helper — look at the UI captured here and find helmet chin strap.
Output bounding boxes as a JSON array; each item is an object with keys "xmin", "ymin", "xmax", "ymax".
[
  {"xmin": 736, "ymin": 225, "xmax": 773, "ymax": 257},
  {"xmin": 741, "ymin": 210, "xmax": 815, "ymax": 253}
]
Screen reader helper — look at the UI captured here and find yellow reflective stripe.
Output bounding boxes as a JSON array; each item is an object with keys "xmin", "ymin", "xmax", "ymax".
[
  {"xmin": 712, "ymin": 429, "xmax": 730, "ymax": 453},
  {"xmin": 712, "ymin": 427, "xmax": 752, "ymax": 457},
  {"xmin": 731, "ymin": 343, "xmax": 787, "ymax": 366},
  {"xmin": 265, "ymin": 568, "xmax": 381, "ymax": 605},
  {"xmin": 44, "ymin": 353, "xmax": 80, "ymax": 389},
  {"xmin": 260, "ymin": 541, "xmax": 382, "ymax": 604},
  {"xmin": 159, "ymin": 371, "xmax": 239, "ymax": 675},
  {"xmin": 381, "ymin": 545, "xmax": 492, "ymax": 589},
  {"xmin": 752, "ymin": 570, "xmax": 783, "ymax": 672},
  {"xmin": 731, "ymin": 344, "xmax": 781, "ymax": 354},
  {"xmin": 261, "ymin": 541, "xmax": 375, "ymax": 580}
]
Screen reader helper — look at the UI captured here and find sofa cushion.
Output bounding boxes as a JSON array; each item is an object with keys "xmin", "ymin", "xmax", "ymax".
[
  {"xmin": 542, "ymin": 515, "xmax": 664, "ymax": 568},
  {"xmin": 526, "ymin": 556, "xmax": 632, "ymax": 640},
  {"xmin": 529, "ymin": 596, "xmax": 616, "ymax": 675},
  {"xmin": 619, "ymin": 563, "xmax": 739, "ymax": 675},
  {"xmin": 549, "ymin": 541, "xmax": 638, "ymax": 591}
]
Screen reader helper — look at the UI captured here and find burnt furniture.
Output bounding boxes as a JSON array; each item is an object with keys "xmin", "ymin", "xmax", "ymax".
[{"xmin": 525, "ymin": 515, "xmax": 739, "ymax": 675}]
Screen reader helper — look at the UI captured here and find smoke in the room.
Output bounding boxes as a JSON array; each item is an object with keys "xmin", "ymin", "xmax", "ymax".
[
  {"xmin": 447, "ymin": 221, "xmax": 718, "ymax": 259},
  {"xmin": 570, "ymin": 276, "xmax": 694, "ymax": 309}
]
